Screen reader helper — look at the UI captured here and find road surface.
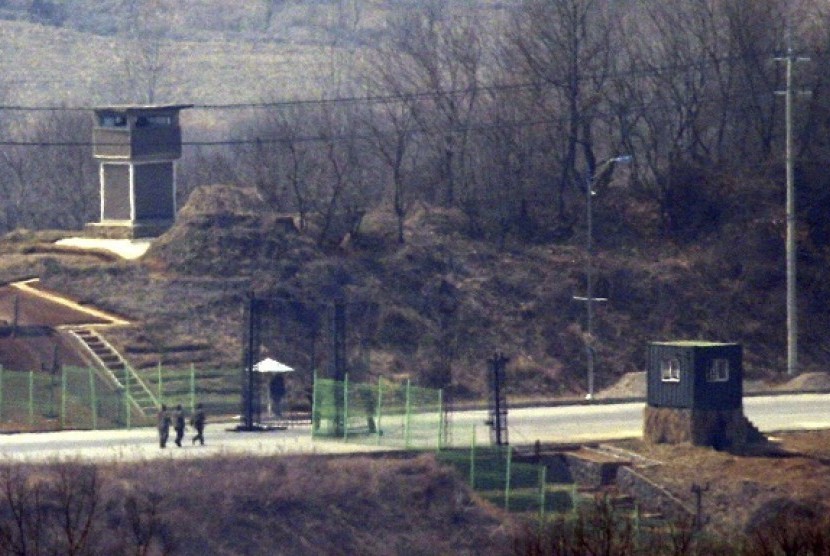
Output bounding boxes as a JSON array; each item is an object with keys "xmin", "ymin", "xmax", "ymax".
[
  {"xmin": 0, "ymin": 393, "xmax": 826, "ymax": 463},
  {"xmin": 452, "ymin": 393, "xmax": 830, "ymax": 445}
]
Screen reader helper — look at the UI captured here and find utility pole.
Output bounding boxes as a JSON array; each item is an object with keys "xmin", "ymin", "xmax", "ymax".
[
  {"xmin": 573, "ymin": 155, "xmax": 631, "ymax": 399},
  {"xmin": 774, "ymin": 30, "xmax": 810, "ymax": 377}
]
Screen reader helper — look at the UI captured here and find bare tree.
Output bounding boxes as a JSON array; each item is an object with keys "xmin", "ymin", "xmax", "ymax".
[
  {"xmin": 239, "ymin": 105, "xmax": 327, "ymax": 232},
  {"xmin": 0, "ymin": 146, "xmax": 32, "ymax": 232},
  {"xmin": 372, "ymin": 3, "xmax": 484, "ymax": 207},
  {"xmin": 506, "ymin": 0, "xmax": 619, "ymax": 219},
  {"xmin": 364, "ymin": 100, "xmax": 419, "ymax": 244},
  {"xmin": 25, "ymin": 111, "xmax": 97, "ymax": 230},
  {"xmin": 310, "ymin": 104, "xmax": 372, "ymax": 247},
  {"xmin": 606, "ymin": 0, "xmax": 789, "ymax": 237},
  {"xmin": 119, "ymin": 0, "xmax": 173, "ymax": 104},
  {"xmin": 0, "ymin": 110, "xmax": 93, "ymax": 233}
]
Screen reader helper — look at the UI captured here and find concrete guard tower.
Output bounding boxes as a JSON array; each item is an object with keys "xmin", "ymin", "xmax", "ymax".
[
  {"xmin": 644, "ymin": 341, "xmax": 765, "ymax": 450},
  {"xmin": 87, "ymin": 104, "xmax": 192, "ymax": 239}
]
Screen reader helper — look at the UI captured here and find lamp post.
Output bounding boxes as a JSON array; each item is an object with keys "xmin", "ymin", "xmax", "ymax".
[{"xmin": 575, "ymin": 155, "xmax": 631, "ymax": 400}]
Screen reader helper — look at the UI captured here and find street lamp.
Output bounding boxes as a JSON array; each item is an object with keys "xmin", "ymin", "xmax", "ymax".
[{"xmin": 574, "ymin": 154, "xmax": 631, "ymax": 400}]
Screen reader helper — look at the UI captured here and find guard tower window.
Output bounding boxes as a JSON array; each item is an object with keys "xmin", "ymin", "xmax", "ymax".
[
  {"xmin": 660, "ymin": 358, "xmax": 680, "ymax": 382},
  {"xmin": 99, "ymin": 115, "xmax": 127, "ymax": 127},
  {"xmin": 135, "ymin": 115, "xmax": 172, "ymax": 128},
  {"xmin": 707, "ymin": 358, "xmax": 730, "ymax": 382}
]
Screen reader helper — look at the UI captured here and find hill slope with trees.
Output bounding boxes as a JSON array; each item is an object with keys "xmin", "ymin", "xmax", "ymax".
[{"xmin": 0, "ymin": 1, "xmax": 828, "ymax": 399}]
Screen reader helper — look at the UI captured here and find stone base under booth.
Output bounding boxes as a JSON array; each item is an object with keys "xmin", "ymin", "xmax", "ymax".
[
  {"xmin": 84, "ymin": 219, "xmax": 173, "ymax": 239},
  {"xmin": 644, "ymin": 406, "xmax": 766, "ymax": 450}
]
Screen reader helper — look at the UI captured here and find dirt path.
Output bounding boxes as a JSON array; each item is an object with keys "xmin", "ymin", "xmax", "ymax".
[
  {"xmin": 0, "ymin": 279, "xmax": 132, "ymax": 371},
  {"xmin": 6, "ymin": 279, "xmax": 129, "ymax": 326}
]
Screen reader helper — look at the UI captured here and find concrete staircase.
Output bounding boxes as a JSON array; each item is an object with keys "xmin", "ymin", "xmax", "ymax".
[{"xmin": 65, "ymin": 327, "xmax": 159, "ymax": 416}]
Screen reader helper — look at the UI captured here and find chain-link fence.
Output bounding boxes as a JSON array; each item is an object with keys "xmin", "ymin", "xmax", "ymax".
[
  {"xmin": 0, "ymin": 366, "xmax": 125, "ymax": 430},
  {"xmin": 312, "ymin": 375, "xmax": 447, "ymax": 449},
  {"xmin": 309, "ymin": 375, "xmax": 577, "ymax": 516},
  {"xmin": 142, "ymin": 364, "xmax": 240, "ymax": 416},
  {"xmin": 0, "ymin": 364, "xmax": 239, "ymax": 431},
  {"xmin": 437, "ymin": 441, "xmax": 577, "ymax": 517}
]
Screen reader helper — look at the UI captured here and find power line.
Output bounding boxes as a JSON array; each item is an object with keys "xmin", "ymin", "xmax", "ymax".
[{"xmin": 0, "ymin": 84, "xmax": 779, "ymax": 149}]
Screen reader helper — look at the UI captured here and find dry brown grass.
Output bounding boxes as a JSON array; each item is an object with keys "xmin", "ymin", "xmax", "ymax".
[
  {"xmin": 612, "ymin": 430, "xmax": 830, "ymax": 537},
  {"xmin": 0, "ymin": 453, "xmax": 513, "ymax": 555}
]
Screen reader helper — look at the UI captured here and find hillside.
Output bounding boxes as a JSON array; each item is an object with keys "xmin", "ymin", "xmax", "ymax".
[
  {"xmin": 0, "ymin": 0, "xmax": 829, "ymax": 403},
  {"xmin": 0, "ymin": 1, "xmax": 512, "ymax": 108},
  {"xmin": 0, "ymin": 182, "xmax": 819, "ymax": 405}
]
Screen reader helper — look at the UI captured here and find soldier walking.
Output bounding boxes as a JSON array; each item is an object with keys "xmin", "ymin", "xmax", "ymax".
[
  {"xmin": 191, "ymin": 403, "xmax": 206, "ymax": 446},
  {"xmin": 157, "ymin": 404, "xmax": 171, "ymax": 448},
  {"xmin": 173, "ymin": 404, "xmax": 186, "ymax": 447}
]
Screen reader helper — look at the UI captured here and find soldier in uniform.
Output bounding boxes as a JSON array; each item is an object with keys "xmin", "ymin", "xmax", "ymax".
[
  {"xmin": 173, "ymin": 404, "xmax": 186, "ymax": 447},
  {"xmin": 269, "ymin": 374, "xmax": 286, "ymax": 418},
  {"xmin": 191, "ymin": 403, "xmax": 206, "ymax": 446},
  {"xmin": 157, "ymin": 404, "xmax": 171, "ymax": 448}
]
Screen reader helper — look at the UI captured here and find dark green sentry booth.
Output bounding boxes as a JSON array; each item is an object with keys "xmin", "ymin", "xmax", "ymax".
[
  {"xmin": 644, "ymin": 341, "xmax": 763, "ymax": 449},
  {"xmin": 646, "ymin": 341, "xmax": 742, "ymax": 410}
]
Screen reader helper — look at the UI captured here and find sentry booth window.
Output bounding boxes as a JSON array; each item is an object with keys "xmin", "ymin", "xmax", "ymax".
[
  {"xmin": 707, "ymin": 359, "xmax": 730, "ymax": 382},
  {"xmin": 660, "ymin": 358, "xmax": 680, "ymax": 382},
  {"xmin": 135, "ymin": 115, "xmax": 173, "ymax": 127}
]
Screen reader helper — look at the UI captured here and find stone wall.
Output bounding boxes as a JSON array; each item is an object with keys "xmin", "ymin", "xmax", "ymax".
[{"xmin": 644, "ymin": 406, "xmax": 765, "ymax": 449}]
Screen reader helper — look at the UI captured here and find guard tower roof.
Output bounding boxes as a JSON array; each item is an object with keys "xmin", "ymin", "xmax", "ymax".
[{"xmin": 93, "ymin": 104, "xmax": 194, "ymax": 114}]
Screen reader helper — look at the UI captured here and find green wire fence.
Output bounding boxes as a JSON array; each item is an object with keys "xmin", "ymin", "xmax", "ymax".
[
  {"xmin": 0, "ymin": 364, "xmax": 239, "ymax": 431},
  {"xmin": 0, "ymin": 366, "xmax": 125, "ymax": 430},
  {"xmin": 312, "ymin": 374, "xmax": 448, "ymax": 449},
  {"xmin": 436, "ymin": 435, "xmax": 578, "ymax": 518},
  {"xmin": 310, "ymin": 374, "xmax": 580, "ymax": 517}
]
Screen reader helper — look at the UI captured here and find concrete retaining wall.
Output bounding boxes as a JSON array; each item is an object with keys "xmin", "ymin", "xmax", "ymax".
[
  {"xmin": 563, "ymin": 452, "xmax": 627, "ymax": 488},
  {"xmin": 616, "ymin": 466, "xmax": 693, "ymax": 522}
]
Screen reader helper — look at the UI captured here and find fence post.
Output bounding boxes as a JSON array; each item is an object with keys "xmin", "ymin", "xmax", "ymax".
[
  {"xmin": 157, "ymin": 361, "xmax": 163, "ymax": 406},
  {"xmin": 28, "ymin": 370, "xmax": 34, "ymax": 427},
  {"xmin": 60, "ymin": 366, "xmax": 67, "ymax": 429},
  {"xmin": 189, "ymin": 363, "xmax": 196, "ymax": 412},
  {"xmin": 311, "ymin": 369, "xmax": 318, "ymax": 438},
  {"xmin": 404, "ymin": 379, "xmax": 412, "ymax": 449},
  {"xmin": 571, "ymin": 483, "xmax": 578, "ymax": 516},
  {"xmin": 342, "ymin": 373, "xmax": 349, "ymax": 440},
  {"xmin": 469, "ymin": 425, "xmax": 476, "ymax": 488},
  {"xmin": 539, "ymin": 465, "xmax": 547, "ymax": 521},
  {"xmin": 124, "ymin": 367, "xmax": 131, "ymax": 430},
  {"xmin": 88, "ymin": 367, "xmax": 97, "ymax": 430},
  {"xmin": 437, "ymin": 388, "xmax": 444, "ymax": 451},
  {"xmin": 376, "ymin": 376, "xmax": 384, "ymax": 445},
  {"xmin": 504, "ymin": 445, "xmax": 513, "ymax": 511},
  {"xmin": 634, "ymin": 501, "xmax": 641, "ymax": 545}
]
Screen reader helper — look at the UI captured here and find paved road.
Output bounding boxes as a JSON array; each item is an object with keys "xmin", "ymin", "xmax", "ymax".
[
  {"xmin": 0, "ymin": 393, "xmax": 826, "ymax": 462},
  {"xmin": 453, "ymin": 393, "xmax": 830, "ymax": 445}
]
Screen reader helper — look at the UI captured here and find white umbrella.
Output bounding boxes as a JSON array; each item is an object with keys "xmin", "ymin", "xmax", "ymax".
[
  {"xmin": 253, "ymin": 358, "xmax": 294, "ymax": 420},
  {"xmin": 253, "ymin": 357, "xmax": 294, "ymax": 373}
]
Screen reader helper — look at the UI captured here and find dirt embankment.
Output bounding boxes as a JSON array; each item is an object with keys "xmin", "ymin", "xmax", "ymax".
[{"xmin": 613, "ymin": 429, "xmax": 830, "ymax": 536}]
